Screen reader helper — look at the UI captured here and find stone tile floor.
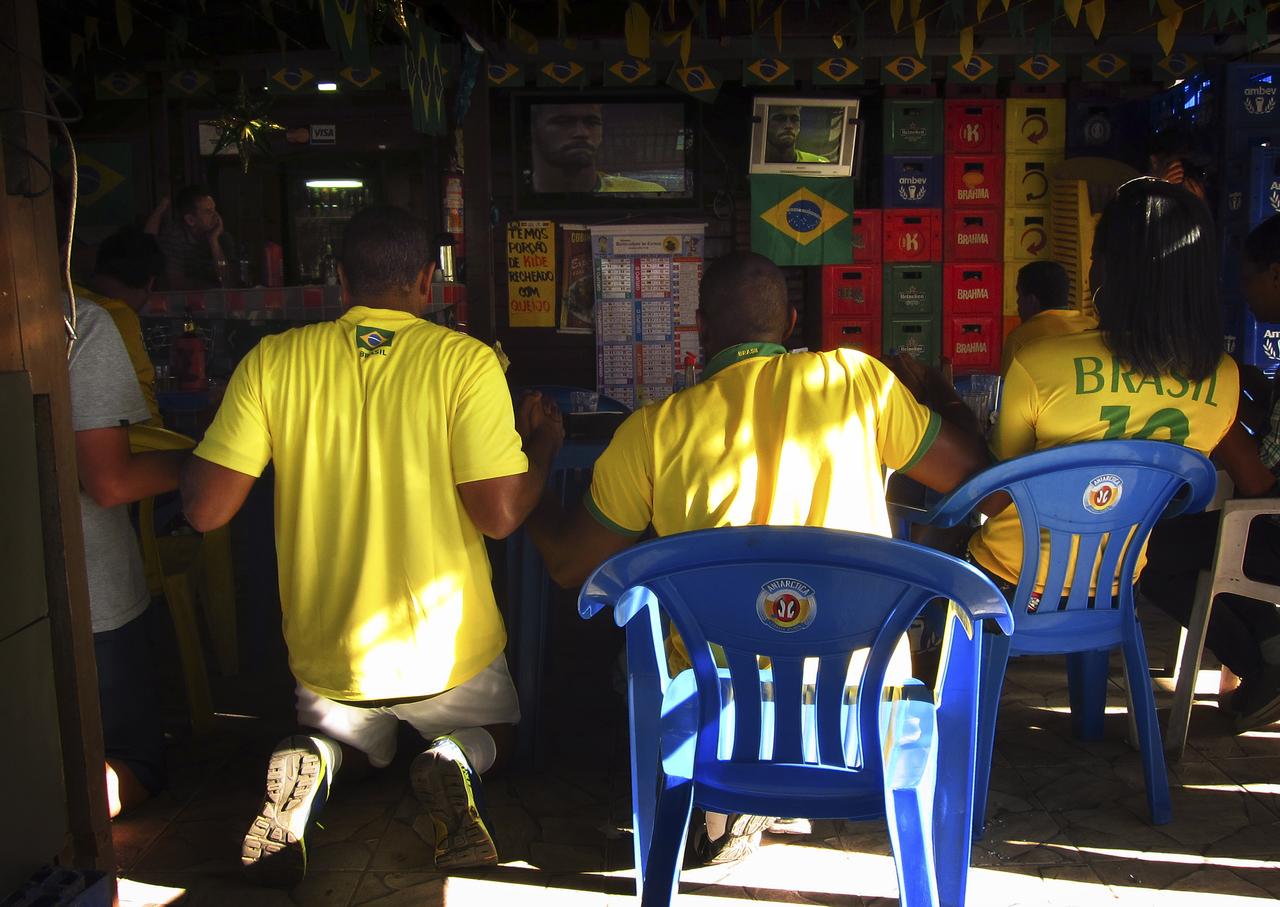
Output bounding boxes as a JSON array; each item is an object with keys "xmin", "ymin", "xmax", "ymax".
[{"xmin": 113, "ymin": 605, "xmax": 1280, "ymax": 906}]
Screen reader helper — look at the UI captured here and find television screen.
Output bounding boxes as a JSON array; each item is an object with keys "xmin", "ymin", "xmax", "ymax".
[
  {"xmin": 748, "ymin": 96, "xmax": 861, "ymax": 177},
  {"xmin": 515, "ymin": 95, "xmax": 697, "ymax": 207}
]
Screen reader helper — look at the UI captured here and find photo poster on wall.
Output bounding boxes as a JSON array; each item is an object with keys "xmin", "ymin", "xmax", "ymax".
[
  {"xmin": 506, "ymin": 220, "xmax": 557, "ymax": 328},
  {"xmin": 557, "ymin": 224, "xmax": 594, "ymax": 334},
  {"xmin": 590, "ymin": 224, "xmax": 705, "ymax": 410}
]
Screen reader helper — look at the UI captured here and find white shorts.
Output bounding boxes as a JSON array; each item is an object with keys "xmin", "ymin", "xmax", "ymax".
[{"xmin": 295, "ymin": 654, "xmax": 521, "ymax": 769}]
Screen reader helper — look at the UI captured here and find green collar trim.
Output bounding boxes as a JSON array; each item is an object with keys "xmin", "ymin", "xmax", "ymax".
[{"xmin": 701, "ymin": 342, "xmax": 788, "ymax": 381}]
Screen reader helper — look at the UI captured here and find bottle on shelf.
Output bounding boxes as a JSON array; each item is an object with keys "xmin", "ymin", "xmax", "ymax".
[
  {"xmin": 171, "ymin": 320, "xmax": 206, "ymax": 391},
  {"xmin": 321, "ymin": 239, "xmax": 338, "ymax": 286}
]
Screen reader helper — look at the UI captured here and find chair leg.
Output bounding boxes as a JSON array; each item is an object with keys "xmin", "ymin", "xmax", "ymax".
[
  {"xmin": 1066, "ymin": 649, "xmax": 1110, "ymax": 741},
  {"xmin": 973, "ymin": 631, "xmax": 1011, "ymax": 841},
  {"xmin": 629, "ymin": 674, "xmax": 663, "ymax": 895},
  {"xmin": 196, "ymin": 525, "xmax": 238, "ymax": 676},
  {"xmin": 1166, "ymin": 571, "xmax": 1215, "ymax": 761},
  {"xmin": 639, "ymin": 776, "xmax": 694, "ymax": 907},
  {"xmin": 1122, "ymin": 633, "xmax": 1172, "ymax": 825},
  {"xmin": 887, "ymin": 786, "xmax": 941, "ymax": 907},
  {"xmin": 163, "ymin": 573, "xmax": 214, "ymax": 736}
]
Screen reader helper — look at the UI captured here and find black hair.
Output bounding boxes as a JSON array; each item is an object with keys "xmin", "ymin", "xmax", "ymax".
[
  {"xmin": 95, "ymin": 225, "xmax": 164, "ymax": 289},
  {"xmin": 175, "ymin": 185, "xmax": 212, "ymax": 217},
  {"xmin": 699, "ymin": 251, "xmax": 789, "ymax": 345},
  {"xmin": 1092, "ymin": 177, "xmax": 1221, "ymax": 383},
  {"xmin": 339, "ymin": 205, "xmax": 433, "ymax": 299},
  {"xmin": 1244, "ymin": 213, "xmax": 1280, "ymax": 269},
  {"xmin": 1016, "ymin": 260, "xmax": 1069, "ymax": 311},
  {"xmin": 1147, "ymin": 128, "xmax": 1213, "ymax": 185}
]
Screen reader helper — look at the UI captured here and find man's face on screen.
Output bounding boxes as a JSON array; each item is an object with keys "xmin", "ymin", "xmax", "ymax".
[{"xmin": 532, "ymin": 104, "xmax": 604, "ymax": 171}]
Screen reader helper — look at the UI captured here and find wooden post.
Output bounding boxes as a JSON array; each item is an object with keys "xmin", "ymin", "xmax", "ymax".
[{"xmin": 0, "ymin": 0, "xmax": 115, "ymax": 874}]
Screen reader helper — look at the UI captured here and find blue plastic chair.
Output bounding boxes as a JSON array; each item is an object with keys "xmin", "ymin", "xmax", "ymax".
[
  {"xmin": 913, "ymin": 440, "xmax": 1217, "ymax": 838},
  {"xmin": 579, "ymin": 526, "xmax": 1013, "ymax": 907}
]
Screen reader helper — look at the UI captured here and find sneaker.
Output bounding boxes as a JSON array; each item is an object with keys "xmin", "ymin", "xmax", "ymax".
[
  {"xmin": 1231, "ymin": 665, "xmax": 1280, "ymax": 733},
  {"xmin": 411, "ymin": 736, "xmax": 499, "ymax": 870},
  {"xmin": 687, "ymin": 810, "xmax": 774, "ymax": 866},
  {"xmin": 242, "ymin": 735, "xmax": 334, "ymax": 886}
]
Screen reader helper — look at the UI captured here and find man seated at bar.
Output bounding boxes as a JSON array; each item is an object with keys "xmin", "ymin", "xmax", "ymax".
[
  {"xmin": 526, "ymin": 250, "xmax": 989, "ymax": 862},
  {"xmin": 1001, "ymin": 260, "xmax": 1097, "ymax": 376},
  {"xmin": 180, "ymin": 206, "xmax": 564, "ymax": 884},
  {"xmin": 155, "ymin": 185, "xmax": 235, "ymax": 289},
  {"xmin": 969, "ymin": 179, "xmax": 1261, "ymax": 623},
  {"xmin": 764, "ymin": 105, "xmax": 830, "ymax": 164},
  {"xmin": 75, "ymin": 225, "xmax": 166, "ymax": 426},
  {"xmin": 529, "ymin": 102, "xmax": 665, "ymax": 193},
  {"xmin": 1142, "ymin": 212, "xmax": 1280, "ymax": 731}
]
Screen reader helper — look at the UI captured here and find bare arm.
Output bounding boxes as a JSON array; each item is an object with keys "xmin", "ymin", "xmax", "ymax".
[
  {"xmin": 526, "ymin": 496, "xmax": 636, "ymax": 589},
  {"xmin": 456, "ymin": 393, "xmax": 564, "ymax": 539},
  {"xmin": 1212, "ymin": 420, "xmax": 1279, "ymax": 498},
  {"xmin": 883, "ymin": 352, "xmax": 983, "ymax": 436},
  {"xmin": 75, "ymin": 426, "xmax": 187, "ymax": 507},
  {"xmin": 180, "ymin": 455, "xmax": 258, "ymax": 531}
]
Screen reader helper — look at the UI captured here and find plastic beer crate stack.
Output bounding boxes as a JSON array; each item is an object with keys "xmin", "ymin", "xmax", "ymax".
[{"xmin": 941, "ymin": 91, "xmax": 1005, "ymax": 375}]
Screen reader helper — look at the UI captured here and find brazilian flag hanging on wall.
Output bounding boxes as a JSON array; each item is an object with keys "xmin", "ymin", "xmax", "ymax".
[
  {"xmin": 751, "ymin": 175, "xmax": 853, "ymax": 266},
  {"xmin": 321, "ymin": 0, "xmax": 370, "ymax": 69}
]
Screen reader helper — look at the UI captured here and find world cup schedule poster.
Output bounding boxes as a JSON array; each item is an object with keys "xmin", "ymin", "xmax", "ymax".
[{"xmin": 590, "ymin": 224, "xmax": 705, "ymax": 409}]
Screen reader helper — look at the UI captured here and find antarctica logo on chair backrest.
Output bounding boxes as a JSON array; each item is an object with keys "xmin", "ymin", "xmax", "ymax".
[
  {"xmin": 756, "ymin": 577, "xmax": 818, "ymax": 632},
  {"xmin": 355, "ymin": 325, "xmax": 396, "ymax": 358},
  {"xmin": 1083, "ymin": 474, "xmax": 1123, "ymax": 514}
]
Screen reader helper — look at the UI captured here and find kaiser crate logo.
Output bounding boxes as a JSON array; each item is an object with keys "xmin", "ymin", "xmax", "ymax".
[
  {"xmin": 1083, "ymin": 473, "xmax": 1123, "ymax": 514},
  {"xmin": 961, "ymin": 122, "xmax": 983, "ymax": 146},
  {"xmin": 1244, "ymin": 83, "xmax": 1277, "ymax": 116},
  {"xmin": 756, "ymin": 578, "xmax": 817, "ymax": 632},
  {"xmin": 898, "ymin": 231, "xmax": 922, "ymax": 253}
]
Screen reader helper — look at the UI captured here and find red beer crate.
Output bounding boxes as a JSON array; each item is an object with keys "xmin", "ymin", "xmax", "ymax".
[
  {"xmin": 944, "ymin": 99, "xmax": 1005, "ymax": 153},
  {"xmin": 944, "ymin": 313, "xmax": 1002, "ymax": 374},
  {"xmin": 821, "ymin": 265, "xmax": 882, "ymax": 316},
  {"xmin": 945, "ymin": 154, "xmax": 1004, "ymax": 208},
  {"xmin": 944, "ymin": 208, "xmax": 1002, "ymax": 262},
  {"xmin": 882, "ymin": 208, "xmax": 943, "ymax": 263},
  {"xmin": 822, "ymin": 317, "xmax": 881, "ymax": 358},
  {"xmin": 851, "ymin": 210, "xmax": 883, "ymax": 262},
  {"xmin": 943, "ymin": 263, "xmax": 1003, "ymax": 316}
]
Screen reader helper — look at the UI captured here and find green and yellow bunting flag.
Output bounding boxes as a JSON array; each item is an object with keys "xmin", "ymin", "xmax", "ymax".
[
  {"xmin": 812, "ymin": 56, "xmax": 864, "ymax": 85},
  {"xmin": 883, "ymin": 56, "xmax": 929, "ymax": 84},
  {"xmin": 164, "ymin": 69, "xmax": 213, "ymax": 97},
  {"xmin": 537, "ymin": 61, "xmax": 587, "ymax": 88},
  {"xmin": 339, "ymin": 65, "xmax": 386, "ymax": 89},
  {"xmin": 320, "ymin": 0, "xmax": 370, "ymax": 69},
  {"xmin": 268, "ymin": 65, "xmax": 315, "ymax": 93},
  {"xmin": 1083, "ymin": 51, "xmax": 1129, "ymax": 82},
  {"xmin": 744, "ymin": 58, "xmax": 794, "ymax": 86},
  {"xmin": 751, "ymin": 175, "xmax": 853, "ymax": 266},
  {"xmin": 403, "ymin": 16, "xmax": 447, "ymax": 135},
  {"xmin": 603, "ymin": 58, "xmax": 656, "ymax": 86},
  {"xmin": 948, "ymin": 54, "xmax": 996, "ymax": 83},
  {"xmin": 1154, "ymin": 52, "xmax": 1200, "ymax": 81},
  {"xmin": 1016, "ymin": 54, "xmax": 1065, "ymax": 83},
  {"xmin": 487, "ymin": 62, "xmax": 523, "ymax": 87},
  {"xmin": 95, "ymin": 71, "xmax": 146, "ymax": 100},
  {"xmin": 667, "ymin": 64, "xmax": 722, "ymax": 103}
]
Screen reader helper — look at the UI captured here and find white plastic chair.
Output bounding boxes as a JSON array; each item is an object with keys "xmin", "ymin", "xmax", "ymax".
[{"xmin": 1165, "ymin": 496, "xmax": 1280, "ymax": 759}]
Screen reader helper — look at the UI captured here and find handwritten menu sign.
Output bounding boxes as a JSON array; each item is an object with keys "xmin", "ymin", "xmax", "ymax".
[{"xmin": 506, "ymin": 220, "xmax": 556, "ymax": 328}]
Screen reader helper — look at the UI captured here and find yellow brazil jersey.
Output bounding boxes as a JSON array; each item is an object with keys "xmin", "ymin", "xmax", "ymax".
[
  {"xmin": 970, "ymin": 329, "xmax": 1239, "ymax": 593},
  {"xmin": 1001, "ymin": 308, "xmax": 1097, "ymax": 376},
  {"xmin": 76, "ymin": 286, "xmax": 161, "ymax": 426},
  {"xmin": 194, "ymin": 306, "xmax": 528, "ymax": 701},
  {"xmin": 588, "ymin": 343, "xmax": 939, "ymax": 540}
]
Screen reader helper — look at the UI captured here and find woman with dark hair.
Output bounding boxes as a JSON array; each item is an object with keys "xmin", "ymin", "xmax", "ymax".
[{"xmin": 967, "ymin": 178, "xmax": 1250, "ymax": 665}]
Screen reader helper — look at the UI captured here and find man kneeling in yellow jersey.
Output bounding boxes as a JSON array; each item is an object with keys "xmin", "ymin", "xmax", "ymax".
[
  {"xmin": 526, "ymin": 251, "xmax": 990, "ymax": 864},
  {"xmin": 181, "ymin": 207, "xmax": 564, "ymax": 884}
]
